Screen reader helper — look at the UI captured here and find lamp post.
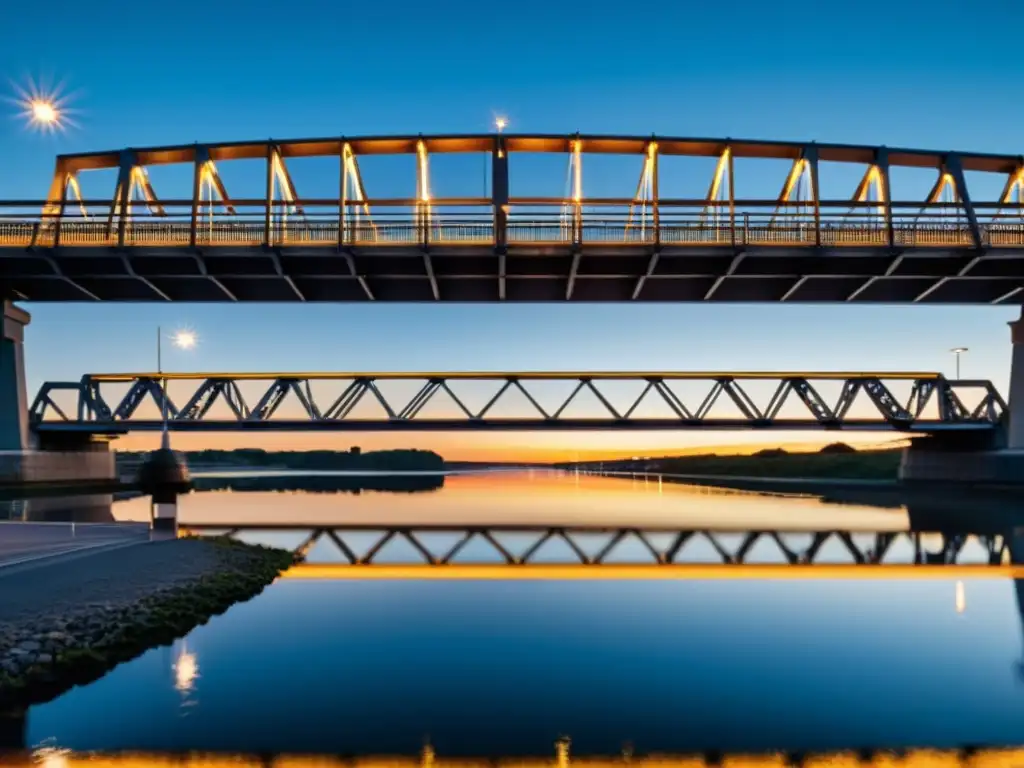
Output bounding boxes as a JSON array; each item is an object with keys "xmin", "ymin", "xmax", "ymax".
[
  {"xmin": 157, "ymin": 326, "xmax": 197, "ymax": 449},
  {"xmin": 950, "ymin": 347, "xmax": 968, "ymax": 380}
]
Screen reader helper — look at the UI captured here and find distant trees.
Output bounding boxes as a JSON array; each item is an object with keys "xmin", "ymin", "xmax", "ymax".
[
  {"xmin": 819, "ymin": 442, "xmax": 856, "ymax": 455},
  {"xmin": 350, "ymin": 446, "xmax": 361, "ymax": 455}
]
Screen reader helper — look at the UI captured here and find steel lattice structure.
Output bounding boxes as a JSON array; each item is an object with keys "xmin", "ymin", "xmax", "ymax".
[
  {"xmin": 3, "ymin": 133, "xmax": 1024, "ymax": 303},
  {"xmin": 30, "ymin": 371, "xmax": 1005, "ymax": 433},
  {"xmin": 179, "ymin": 524, "xmax": 1014, "ymax": 567}
]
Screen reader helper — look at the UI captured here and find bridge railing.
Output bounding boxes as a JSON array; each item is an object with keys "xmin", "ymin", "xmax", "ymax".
[{"xmin": 1, "ymin": 200, "xmax": 1022, "ymax": 249}]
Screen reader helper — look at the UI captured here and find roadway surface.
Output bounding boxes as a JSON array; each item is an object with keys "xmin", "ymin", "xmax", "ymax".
[{"xmin": 0, "ymin": 521, "xmax": 150, "ymax": 570}]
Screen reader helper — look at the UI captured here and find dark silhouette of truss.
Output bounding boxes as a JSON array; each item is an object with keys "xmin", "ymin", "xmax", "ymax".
[{"xmin": 30, "ymin": 372, "xmax": 1005, "ymax": 433}]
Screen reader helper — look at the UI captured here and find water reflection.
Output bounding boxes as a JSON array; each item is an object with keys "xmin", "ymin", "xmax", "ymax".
[
  {"xmin": 9, "ymin": 471, "xmax": 1024, "ymax": 756},
  {"xmin": 192, "ymin": 472, "xmax": 446, "ymax": 495},
  {"xmin": 10, "ymin": 746, "xmax": 1024, "ymax": 767}
]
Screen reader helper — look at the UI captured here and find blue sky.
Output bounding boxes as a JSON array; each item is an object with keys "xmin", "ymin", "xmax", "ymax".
[{"xmin": 2, "ymin": 0, "xmax": 1022, "ymax": 458}]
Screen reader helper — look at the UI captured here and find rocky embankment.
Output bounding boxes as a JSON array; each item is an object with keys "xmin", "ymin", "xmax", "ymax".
[{"xmin": 0, "ymin": 537, "xmax": 297, "ymax": 709}]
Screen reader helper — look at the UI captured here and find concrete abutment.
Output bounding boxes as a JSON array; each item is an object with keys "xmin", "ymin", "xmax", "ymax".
[{"xmin": 899, "ymin": 307, "xmax": 1024, "ymax": 486}]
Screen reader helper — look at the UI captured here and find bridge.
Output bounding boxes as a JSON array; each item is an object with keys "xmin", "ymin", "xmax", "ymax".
[
  {"xmin": 3, "ymin": 130, "xmax": 1024, "ymax": 485},
  {"xmin": 28, "ymin": 371, "xmax": 1005, "ymax": 434},
  {"xmin": 1, "ymin": 133, "xmax": 1024, "ymax": 304}
]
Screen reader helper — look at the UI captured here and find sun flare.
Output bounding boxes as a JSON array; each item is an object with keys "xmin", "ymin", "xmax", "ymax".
[{"xmin": 11, "ymin": 78, "xmax": 78, "ymax": 134}]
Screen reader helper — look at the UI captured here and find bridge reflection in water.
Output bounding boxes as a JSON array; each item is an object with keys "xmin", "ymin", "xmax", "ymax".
[{"xmin": 178, "ymin": 519, "xmax": 1024, "ymax": 580}]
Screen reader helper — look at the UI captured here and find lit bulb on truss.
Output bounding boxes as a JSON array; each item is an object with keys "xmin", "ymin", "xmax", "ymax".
[{"xmin": 10, "ymin": 77, "xmax": 79, "ymax": 134}]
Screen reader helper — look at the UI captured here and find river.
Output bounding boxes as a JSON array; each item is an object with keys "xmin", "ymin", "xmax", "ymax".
[{"xmin": 12, "ymin": 471, "xmax": 1024, "ymax": 758}]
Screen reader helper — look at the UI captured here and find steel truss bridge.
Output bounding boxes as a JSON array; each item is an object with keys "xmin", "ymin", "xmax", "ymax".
[
  {"xmin": 180, "ymin": 524, "xmax": 1017, "ymax": 569},
  {"xmin": 4, "ymin": 133, "xmax": 1024, "ymax": 303},
  {"xmin": 28, "ymin": 371, "xmax": 1005, "ymax": 433}
]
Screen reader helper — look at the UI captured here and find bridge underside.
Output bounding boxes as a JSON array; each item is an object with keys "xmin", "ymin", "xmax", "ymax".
[{"xmin": 6, "ymin": 245, "xmax": 1024, "ymax": 303}]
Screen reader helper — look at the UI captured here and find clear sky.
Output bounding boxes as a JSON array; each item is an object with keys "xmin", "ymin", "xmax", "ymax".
[{"xmin": 2, "ymin": 0, "xmax": 1022, "ymax": 460}]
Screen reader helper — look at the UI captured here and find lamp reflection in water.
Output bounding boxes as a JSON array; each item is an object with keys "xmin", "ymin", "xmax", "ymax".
[
  {"xmin": 173, "ymin": 640, "xmax": 200, "ymax": 712},
  {"xmin": 31, "ymin": 741, "xmax": 71, "ymax": 768},
  {"xmin": 956, "ymin": 580, "xmax": 967, "ymax": 614}
]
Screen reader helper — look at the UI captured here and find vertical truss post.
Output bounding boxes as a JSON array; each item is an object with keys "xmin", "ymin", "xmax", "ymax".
[
  {"xmin": 342, "ymin": 137, "xmax": 350, "ymax": 246},
  {"xmin": 263, "ymin": 143, "xmax": 274, "ymax": 248},
  {"xmin": 875, "ymin": 148, "xmax": 894, "ymax": 249},
  {"xmin": 805, "ymin": 145, "xmax": 821, "ymax": 246},
  {"xmin": 493, "ymin": 135, "xmax": 509, "ymax": 250},
  {"xmin": 493, "ymin": 135, "xmax": 509, "ymax": 300},
  {"xmin": 572, "ymin": 136, "xmax": 583, "ymax": 245},
  {"xmin": 416, "ymin": 138, "xmax": 430, "ymax": 247},
  {"xmin": 113, "ymin": 150, "xmax": 136, "ymax": 247},
  {"xmin": 943, "ymin": 153, "xmax": 982, "ymax": 249},
  {"xmin": 190, "ymin": 146, "xmax": 208, "ymax": 248},
  {"xmin": 727, "ymin": 145, "xmax": 736, "ymax": 243},
  {"xmin": 650, "ymin": 140, "xmax": 660, "ymax": 247},
  {"xmin": 53, "ymin": 173, "xmax": 69, "ymax": 248}
]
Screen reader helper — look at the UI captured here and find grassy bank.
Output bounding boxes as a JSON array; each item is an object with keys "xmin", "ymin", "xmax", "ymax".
[{"xmin": 0, "ymin": 537, "xmax": 297, "ymax": 710}]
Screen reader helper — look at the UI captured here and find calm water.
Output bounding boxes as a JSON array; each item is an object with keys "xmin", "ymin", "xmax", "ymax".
[{"xmin": 12, "ymin": 472, "xmax": 1024, "ymax": 756}]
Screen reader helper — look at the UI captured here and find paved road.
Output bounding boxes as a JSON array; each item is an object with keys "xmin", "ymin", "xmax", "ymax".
[
  {"xmin": 0, "ymin": 538, "xmax": 227, "ymax": 626},
  {"xmin": 0, "ymin": 521, "xmax": 151, "ymax": 568}
]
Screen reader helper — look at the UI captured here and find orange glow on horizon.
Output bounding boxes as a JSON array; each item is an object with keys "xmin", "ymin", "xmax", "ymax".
[{"xmin": 110, "ymin": 430, "xmax": 906, "ymax": 462}]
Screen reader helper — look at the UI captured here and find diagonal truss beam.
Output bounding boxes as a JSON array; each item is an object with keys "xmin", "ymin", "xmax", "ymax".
[{"xmin": 30, "ymin": 372, "xmax": 1006, "ymax": 432}]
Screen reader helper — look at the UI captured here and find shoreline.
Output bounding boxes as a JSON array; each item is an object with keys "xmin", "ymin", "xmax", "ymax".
[{"xmin": 0, "ymin": 537, "xmax": 297, "ymax": 711}]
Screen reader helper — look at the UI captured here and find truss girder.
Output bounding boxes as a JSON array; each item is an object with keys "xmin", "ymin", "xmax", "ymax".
[
  {"xmin": 28, "ymin": 373, "xmax": 1006, "ymax": 432},
  {"xmin": 195, "ymin": 526, "xmax": 1011, "ymax": 568}
]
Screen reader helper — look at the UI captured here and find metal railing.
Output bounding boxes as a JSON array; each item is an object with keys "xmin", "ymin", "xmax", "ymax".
[{"xmin": 0, "ymin": 200, "xmax": 1021, "ymax": 249}]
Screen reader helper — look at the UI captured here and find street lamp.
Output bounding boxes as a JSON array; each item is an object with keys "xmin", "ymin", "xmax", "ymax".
[
  {"xmin": 950, "ymin": 347, "xmax": 968, "ymax": 380},
  {"xmin": 157, "ymin": 327, "xmax": 197, "ymax": 449}
]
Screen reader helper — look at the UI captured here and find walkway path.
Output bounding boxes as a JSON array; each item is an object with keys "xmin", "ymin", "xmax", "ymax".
[
  {"xmin": 0, "ymin": 521, "xmax": 150, "ymax": 569},
  {"xmin": 0, "ymin": 538, "xmax": 228, "ymax": 627}
]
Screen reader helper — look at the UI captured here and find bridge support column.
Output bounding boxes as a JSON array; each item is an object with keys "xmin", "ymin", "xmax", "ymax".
[
  {"xmin": 899, "ymin": 307, "xmax": 1024, "ymax": 486},
  {"xmin": 0, "ymin": 301, "xmax": 31, "ymax": 455},
  {"xmin": 1007, "ymin": 307, "xmax": 1024, "ymax": 449},
  {"xmin": 138, "ymin": 448, "xmax": 192, "ymax": 538}
]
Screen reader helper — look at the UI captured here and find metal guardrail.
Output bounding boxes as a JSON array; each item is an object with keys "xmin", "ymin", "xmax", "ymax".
[{"xmin": 0, "ymin": 203, "xmax": 1021, "ymax": 249}]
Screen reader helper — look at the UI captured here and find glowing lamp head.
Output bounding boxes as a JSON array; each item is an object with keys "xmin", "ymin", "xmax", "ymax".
[
  {"xmin": 495, "ymin": 117, "xmax": 508, "ymax": 132},
  {"xmin": 13, "ymin": 79, "xmax": 77, "ymax": 134},
  {"xmin": 172, "ymin": 330, "xmax": 197, "ymax": 350},
  {"xmin": 30, "ymin": 99, "xmax": 58, "ymax": 125}
]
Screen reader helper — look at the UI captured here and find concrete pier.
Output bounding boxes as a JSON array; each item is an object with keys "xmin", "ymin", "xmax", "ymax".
[
  {"xmin": 0, "ymin": 301, "xmax": 30, "ymax": 455},
  {"xmin": 137, "ymin": 448, "xmax": 191, "ymax": 536},
  {"xmin": 899, "ymin": 307, "xmax": 1024, "ymax": 486}
]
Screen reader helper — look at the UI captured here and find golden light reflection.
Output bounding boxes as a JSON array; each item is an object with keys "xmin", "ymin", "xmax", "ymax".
[
  {"xmin": 173, "ymin": 642, "xmax": 199, "ymax": 694},
  {"xmin": 956, "ymin": 580, "xmax": 967, "ymax": 614},
  {"xmin": 30, "ymin": 744, "xmax": 72, "ymax": 768},
  {"xmin": 11, "ymin": 749, "xmax": 1024, "ymax": 768},
  {"xmin": 280, "ymin": 563, "xmax": 1024, "ymax": 580}
]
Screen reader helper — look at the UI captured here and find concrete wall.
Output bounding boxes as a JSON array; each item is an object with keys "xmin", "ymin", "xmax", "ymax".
[{"xmin": 0, "ymin": 449, "xmax": 117, "ymax": 483}]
